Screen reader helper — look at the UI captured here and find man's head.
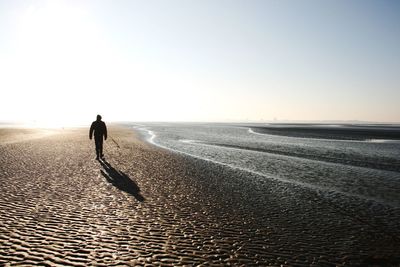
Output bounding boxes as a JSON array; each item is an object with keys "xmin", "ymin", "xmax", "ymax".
[{"xmin": 96, "ymin": 115, "xmax": 102, "ymax": 121}]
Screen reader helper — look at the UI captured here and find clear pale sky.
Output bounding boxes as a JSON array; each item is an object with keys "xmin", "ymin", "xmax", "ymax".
[{"xmin": 0, "ymin": 0, "xmax": 399, "ymax": 126}]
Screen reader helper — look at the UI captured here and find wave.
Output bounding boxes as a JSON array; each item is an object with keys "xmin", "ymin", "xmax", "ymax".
[{"xmin": 185, "ymin": 139, "xmax": 400, "ymax": 173}]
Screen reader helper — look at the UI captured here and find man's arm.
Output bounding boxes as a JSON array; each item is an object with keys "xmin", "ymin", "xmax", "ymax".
[
  {"xmin": 89, "ymin": 122, "xmax": 94, "ymax": 139},
  {"xmin": 104, "ymin": 122, "xmax": 107, "ymax": 140}
]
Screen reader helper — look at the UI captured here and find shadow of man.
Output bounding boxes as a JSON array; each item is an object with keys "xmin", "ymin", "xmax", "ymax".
[{"xmin": 100, "ymin": 159, "xmax": 145, "ymax": 202}]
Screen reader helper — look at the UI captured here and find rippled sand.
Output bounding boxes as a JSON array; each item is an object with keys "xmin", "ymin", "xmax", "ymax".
[{"xmin": 0, "ymin": 126, "xmax": 399, "ymax": 266}]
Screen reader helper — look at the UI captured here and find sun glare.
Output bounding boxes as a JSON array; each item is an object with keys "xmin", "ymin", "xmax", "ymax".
[{"xmin": 3, "ymin": 1, "xmax": 107, "ymax": 127}]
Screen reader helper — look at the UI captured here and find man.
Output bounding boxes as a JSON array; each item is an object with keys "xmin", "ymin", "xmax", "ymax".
[{"xmin": 89, "ymin": 115, "xmax": 107, "ymax": 160}]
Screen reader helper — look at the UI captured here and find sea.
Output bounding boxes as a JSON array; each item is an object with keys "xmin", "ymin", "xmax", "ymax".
[{"xmin": 132, "ymin": 123, "xmax": 400, "ymax": 207}]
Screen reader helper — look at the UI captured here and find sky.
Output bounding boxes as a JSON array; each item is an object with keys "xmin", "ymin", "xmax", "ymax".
[{"xmin": 0, "ymin": 0, "xmax": 399, "ymax": 126}]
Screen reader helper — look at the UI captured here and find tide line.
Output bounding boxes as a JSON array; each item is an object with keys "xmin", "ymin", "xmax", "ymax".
[{"xmin": 248, "ymin": 127, "xmax": 371, "ymax": 143}]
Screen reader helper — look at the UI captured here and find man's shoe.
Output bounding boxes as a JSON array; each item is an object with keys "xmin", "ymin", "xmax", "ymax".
[
  {"xmin": 96, "ymin": 156, "xmax": 99, "ymax": 160},
  {"xmin": 101, "ymin": 154, "xmax": 105, "ymax": 159}
]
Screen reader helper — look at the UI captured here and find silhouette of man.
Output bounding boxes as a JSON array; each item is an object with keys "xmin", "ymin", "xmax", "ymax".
[{"xmin": 89, "ymin": 115, "xmax": 107, "ymax": 160}]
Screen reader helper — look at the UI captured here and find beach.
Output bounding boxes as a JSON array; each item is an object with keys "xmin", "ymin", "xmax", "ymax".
[{"xmin": 0, "ymin": 126, "xmax": 399, "ymax": 266}]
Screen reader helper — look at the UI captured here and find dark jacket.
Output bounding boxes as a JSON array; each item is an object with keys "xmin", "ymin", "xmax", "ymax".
[{"xmin": 90, "ymin": 120, "xmax": 107, "ymax": 140}]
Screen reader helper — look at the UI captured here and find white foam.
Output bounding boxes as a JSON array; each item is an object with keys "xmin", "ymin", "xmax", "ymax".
[
  {"xmin": 367, "ymin": 139, "xmax": 400, "ymax": 144},
  {"xmin": 179, "ymin": 139, "xmax": 199, "ymax": 143},
  {"xmin": 248, "ymin": 128, "xmax": 265, "ymax": 136}
]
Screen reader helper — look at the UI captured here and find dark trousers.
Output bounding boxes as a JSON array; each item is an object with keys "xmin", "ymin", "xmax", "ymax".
[{"xmin": 94, "ymin": 136, "xmax": 104, "ymax": 157}]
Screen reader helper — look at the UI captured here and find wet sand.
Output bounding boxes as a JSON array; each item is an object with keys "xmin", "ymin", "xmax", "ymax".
[
  {"xmin": 250, "ymin": 124, "xmax": 400, "ymax": 140},
  {"xmin": 0, "ymin": 126, "xmax": 399, "ymax": 266}
]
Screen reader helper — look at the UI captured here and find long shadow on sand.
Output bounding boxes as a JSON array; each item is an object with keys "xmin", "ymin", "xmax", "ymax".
[{"xmin": 100, "ymin": 159, "xmax": 145, "ymax": 202}]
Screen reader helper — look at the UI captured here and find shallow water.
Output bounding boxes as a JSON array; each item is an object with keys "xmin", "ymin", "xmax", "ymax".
[{"xmin": 133, "ymin": 123, "xmax": 400, "ymax": 207}]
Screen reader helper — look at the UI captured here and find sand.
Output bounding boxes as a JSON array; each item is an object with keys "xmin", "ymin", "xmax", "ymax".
[
  {"xmin": 0, "ymin": 126, "xmax": 399, "ymax": 266},
  {"xmin": 249, "ymin": 125, "xmax": 400, "ymax": 141}
]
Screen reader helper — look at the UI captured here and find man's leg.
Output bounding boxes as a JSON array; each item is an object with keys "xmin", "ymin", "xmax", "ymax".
[
  {"xmin": 99, "ymin": 138, "xmax": 104, "ymax": 158},
  {"xmin": 95, "ymin": 138, "xmax": 100, "ymax": 159}
]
